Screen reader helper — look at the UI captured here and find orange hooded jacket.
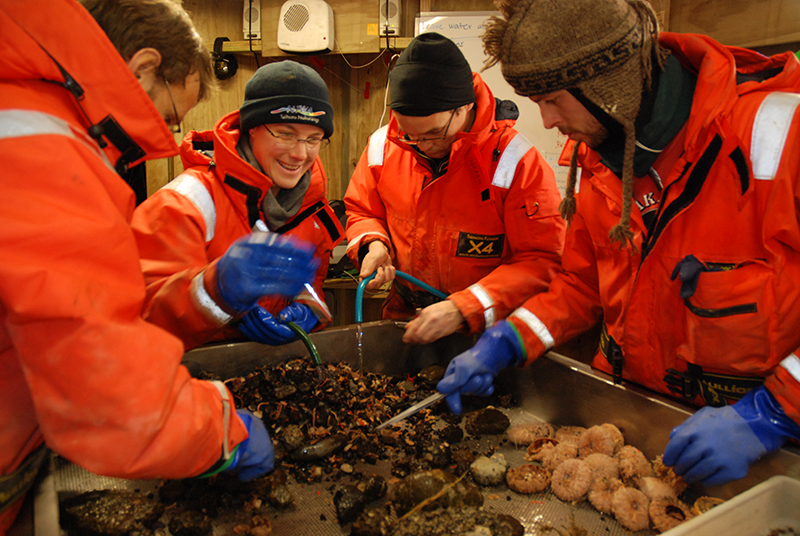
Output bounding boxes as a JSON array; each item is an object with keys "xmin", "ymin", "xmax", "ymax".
[
  {"xmin": 344, "ymin": 74, "xmax": 565, "ymax": 333},
  {"xmin": 131, "ymin": 110, "xmax": 343, "ymax": 350},
  {"xmin": 508, "ymin": 33, "xmax": 800, "ymax": 426},
  {"xmin": 0, "ymin": 1, "xmax": 247, "ymax": 530}
]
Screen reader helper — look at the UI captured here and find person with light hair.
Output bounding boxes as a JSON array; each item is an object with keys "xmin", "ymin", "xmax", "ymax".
[{"xmin": 0, "ymin": 1, "xmax": 315, "ymax": 530}]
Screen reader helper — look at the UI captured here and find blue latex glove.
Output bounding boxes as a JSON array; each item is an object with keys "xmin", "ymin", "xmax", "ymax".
[
  {"xmin": 436, "ymin": 320, "xmax": 526, "ymax": 414},
  {"xmin": 216, "ymin": 232, "xmax": 319, "ymax": 313},
  {"xmin": 226, "ymin": 409, "xmax": 275, "ymax": 481},
  {"xmin": 239, "ymin": 303, "xmax": 318, "ymax": 345},
  {"xmin": 278, "ymin": 302, "xmax": 319, "ymax": 332},
  {"xmin": 663, "ymin": 386, "xmax": 800, "ymax": 486},
  {"xmin": 239, "ymin": 306, "xmax": 295, "ymax": 345}
]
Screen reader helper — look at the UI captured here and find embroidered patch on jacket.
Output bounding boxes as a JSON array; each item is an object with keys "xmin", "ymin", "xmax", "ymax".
[{"xmin": 456, "ymin": 232, "xmax": 504, "ymax": 258}]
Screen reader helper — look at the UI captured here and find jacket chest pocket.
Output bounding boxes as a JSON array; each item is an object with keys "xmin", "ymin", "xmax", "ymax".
[{"xmin": 674, "ymin": 256, "xmax": 774, "ymax": 374}]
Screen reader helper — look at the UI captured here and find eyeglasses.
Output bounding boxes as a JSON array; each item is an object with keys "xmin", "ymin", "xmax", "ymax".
[
  {"xmin": 263, "ymin": 125, "xmax": 329, "ymax": 150},
  {"xmin": 161, "ymin": 76, "xmax": 181, "ymax": 134},
  {"xmin": 396, "ymin": 109, "xmax": 457, "ymax": 146}
]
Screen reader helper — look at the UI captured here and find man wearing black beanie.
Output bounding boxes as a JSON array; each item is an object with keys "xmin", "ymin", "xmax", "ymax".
[
  {"xmin": 132, "ymin": 60, "xmax": 343, "ymax": 351},
  {"xmin": 344, "ymin": 32, "xmax": 566, "ymax": 345}
]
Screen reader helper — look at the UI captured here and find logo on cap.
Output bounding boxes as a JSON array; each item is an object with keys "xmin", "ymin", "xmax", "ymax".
[{"xmin": 271, "ymin": 105, "xmax": 326, "ymax": 117}]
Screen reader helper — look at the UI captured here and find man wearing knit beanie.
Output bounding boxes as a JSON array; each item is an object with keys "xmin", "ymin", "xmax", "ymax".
[
  {"xmin": 438, "ymin": 0, "xmax": 800, "ymax": 490},
  {"xmin": 344, "ymin": 32, "xmax": 565, "ymax": 345},
  {"xmin": 133, "ymin": 60, "xmax": 343, "ymax": 352}
]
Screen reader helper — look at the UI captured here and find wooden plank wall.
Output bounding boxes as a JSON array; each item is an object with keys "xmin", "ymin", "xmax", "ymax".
[
  {"xmin": 146, "ymin": 0, "xmax": 497, "ymax": 199},
  {"xmin": 669, "ymin": 0, "xmax": 800, "ymax": 48},
  {"xmin": 146, "ymin": 0, "xmax": 799, "ymax": 201}
]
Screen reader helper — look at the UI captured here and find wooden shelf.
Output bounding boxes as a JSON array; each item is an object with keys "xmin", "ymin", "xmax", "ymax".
[
  {"xmin": 379, "ymin": 37, "xmax": 413, "ymax": 49},
  {"xmin": 206, "ymin": 40, "xmax": 263, "ymax": 54}
]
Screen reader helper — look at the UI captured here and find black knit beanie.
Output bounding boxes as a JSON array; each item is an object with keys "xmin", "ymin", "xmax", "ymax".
[
  {"xmin": 389, "ymin": 32, "xmax": 476, "ymax": 116},
  {"xmin": 240, "ymin": 60, "xmax": 334, "ymax": 138}
]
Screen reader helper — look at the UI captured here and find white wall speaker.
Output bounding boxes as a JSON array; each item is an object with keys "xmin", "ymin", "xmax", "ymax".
[
  {"xmin": 277, "ymin": 0, "xmax": 335, "ymax": 54},
  {"xmin": 379, "ymin": 0, "xmax": 401, "ymax": 36},
  {"xmin": 243, "ymin": 0, "xmax": 261, "ymax": 40}
]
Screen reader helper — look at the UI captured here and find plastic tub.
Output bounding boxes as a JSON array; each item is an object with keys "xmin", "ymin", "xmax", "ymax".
[{"xmin": 664, "ymin": 475, "xmax": 800, "ymax": 536}]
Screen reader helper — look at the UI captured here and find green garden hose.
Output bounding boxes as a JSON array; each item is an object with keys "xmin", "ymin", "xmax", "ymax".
[{"xmin": 286, "ymin": 321, "xmax": 322, "ymax": 366}]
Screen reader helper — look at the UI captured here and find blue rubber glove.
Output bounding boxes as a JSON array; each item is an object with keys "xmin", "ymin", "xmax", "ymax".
[
  {"xmin": 436, "ymin": 320, "xmax": 526, "ymax": 414},
  {"xmin": 216, "ymin": 232, "xmax": 319, "ymax": 314},
  {"xmin": 663, "ymin": 386, "xmax": 800, "ymax": 486},
  {"xmin": 278, "ymin": 302, "xmax": 319, "ymax": 332},
  {"xmin": 226, "ymin": 409, "xmax": 275, "ymax": 481},
  {"xmin": 239, "ymin": 306, "xmax": 295, "ymax": 345},
  {"xmin": 239, "ymin": 303, "xmax": 318, "ymax": 345}
]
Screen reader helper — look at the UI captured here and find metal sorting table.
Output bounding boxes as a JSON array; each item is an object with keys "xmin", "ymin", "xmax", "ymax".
[{"xmin": 17, "ymin": 320, "xmax": 800, "ymax": 536}]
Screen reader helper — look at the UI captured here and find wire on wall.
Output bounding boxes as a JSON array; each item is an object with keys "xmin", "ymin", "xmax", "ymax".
[
  {"xmin": 248, "ymin": 0, "xmax": 261, "ymax": 68},
  {"xmin": 378, "ymin": 53, "xmax": 400, "ymax": 129}
]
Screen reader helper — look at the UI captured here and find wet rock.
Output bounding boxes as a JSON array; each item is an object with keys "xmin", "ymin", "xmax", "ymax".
[
  {"xmin": 291, "ymin": 433, "xmax": 348, "ymax": 462},
  {"xmin": 278, "ymin": 424, "xmax": 305, "ymax": 451},
  {"xmin": 416, "ymin": 365, "xmax": 446, "ymax": 387},
  {"xmin": 438, "ymin": 424, "xmax": 464, "ymax": 445},
  {"xmin": 265, "ymin": 484, "xmax": 294, "ymax": 509},
  {"xmin": 470, "ymin": 454, "xmax": 509, "ymax": 486},
  {"xmin": 334, "ymin": 484, "xmax": 367, "ymax": 524},
  {"xmin": 464, "ymin": 408, "xmax": 510, "ymax": 436},
  {"xmin": 391, "ymin": 469, "xmax": 483, "ymax": 517}
]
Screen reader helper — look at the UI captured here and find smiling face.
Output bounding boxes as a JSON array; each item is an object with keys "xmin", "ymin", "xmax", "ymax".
[
  {"xmin": 248, "ymin": 123, "xmax": 324, "ymax": 191},
  {"xmin": 530, "ymin": 90, "xmax": 609, "ymax": 149}
]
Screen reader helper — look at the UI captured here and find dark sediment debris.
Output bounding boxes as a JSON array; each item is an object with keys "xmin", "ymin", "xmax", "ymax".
[
  {"xmin": 60, "ymin": 490, "xmax": 165, "ymax": 536},
  {"xmin": 167, "ymin": 507, "xmax": 213, "ymax": 536},
  {"xmin": 389, "ymin": 507, "xmax": 524, "ymax": 536}
]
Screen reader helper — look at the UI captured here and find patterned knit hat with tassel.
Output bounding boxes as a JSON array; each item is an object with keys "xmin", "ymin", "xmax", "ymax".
[{"xmin": 482, "ymin": 0, "xmax": 666, "ymax": 249}]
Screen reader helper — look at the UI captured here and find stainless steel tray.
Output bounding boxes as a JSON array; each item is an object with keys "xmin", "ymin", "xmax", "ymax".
[{"xmin": 21, "ymin": 320, "xmax": 800, "ymax": 535}]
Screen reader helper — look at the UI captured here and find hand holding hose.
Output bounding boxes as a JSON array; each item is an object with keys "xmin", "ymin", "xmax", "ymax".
[
  {"xmin": 359, "ymin": 241, "xmax": 395, "ymax": 291},
  {"xmin": 239, "ymin": 303, "xmax": 318, "ymax": 345}
]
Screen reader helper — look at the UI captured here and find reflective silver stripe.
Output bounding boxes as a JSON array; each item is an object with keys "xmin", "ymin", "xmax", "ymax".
[
  {"xmin": 468, "ymin": 283, "xmax": 496, "ymax": 328},
  {"xmin": 511, "ymin": 308, "xmax": 555, "ymax": 350},
  {"xmin": 345, "ymin": 231, "xmax": 391, "ymax": 254},
  {"xmin": 191, "ymin": 272, "xmax": 232, "ymax": 324},
  {"xmin": 209, "ymin": 381, "xmax": 233, "ymax": 460},
  {"xmin": 367, "ymin": 125, "xmax": 389, "ymax": 166},
  {"xmin": 492, "ymin": 133, "xmax": 532, "ymax": 189},
  {"xmin": 0, "ymin": 109, "xmax": 113, "ymax": 170},
  {"xmin": 163, "ymin": 174, "xmax": 217, "ymax": 242},
  {"xmin": 780, "ymin": 353, "xmax": 800, "ymax": 384},
  {"xmin": 751, "ymin": 92, "xmax": 800, "ymax": 181}
]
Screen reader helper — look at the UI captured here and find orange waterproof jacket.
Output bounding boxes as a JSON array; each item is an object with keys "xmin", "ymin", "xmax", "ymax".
[
  {"xmin": 344, "ymin": 74, "xmax": 565, "ymax": 333},
  {"xmin": 0, "ymin": 1, "xmax": 247, "ymax": 529},
  {"xmin": 508, "ymin": 33, "xmax": 800, "ymax": 425},
  {"xmin": 132, "ymin": 110, "xmax": 343, "ymax": 350}
]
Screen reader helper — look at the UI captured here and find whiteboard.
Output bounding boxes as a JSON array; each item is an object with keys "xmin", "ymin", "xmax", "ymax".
[{"xmin": 416, "ymin": 11, "xmax": 569, "ymax": 195}]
